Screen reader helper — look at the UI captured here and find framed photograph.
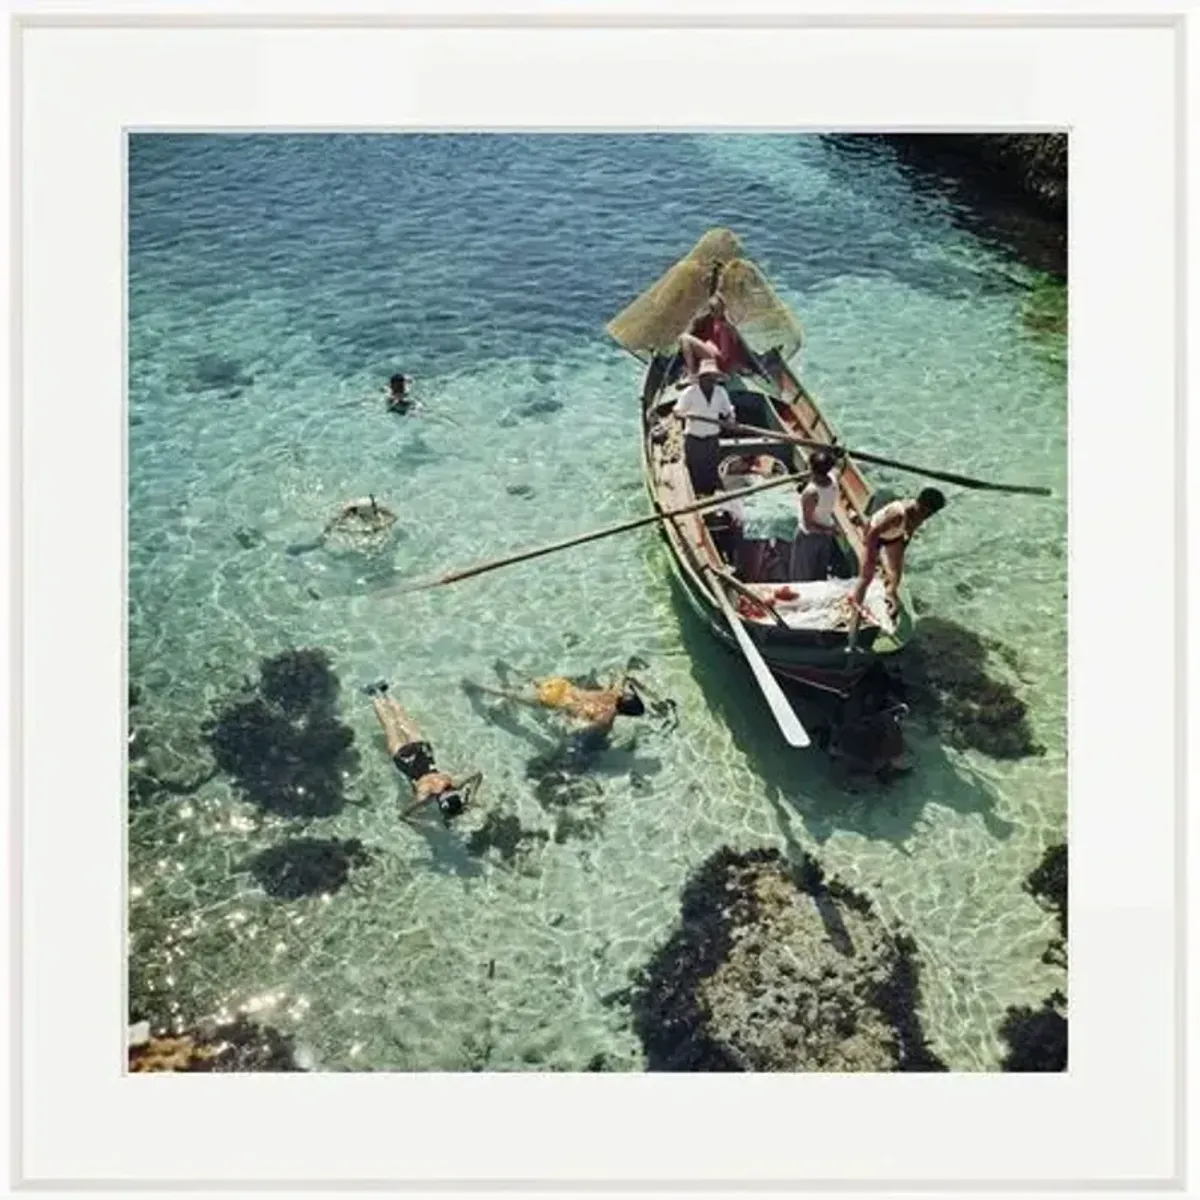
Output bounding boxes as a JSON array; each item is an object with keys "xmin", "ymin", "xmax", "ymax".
[{"xmin": 6, "ymin": 2, "xmax": 1187, "ymax": 1192}]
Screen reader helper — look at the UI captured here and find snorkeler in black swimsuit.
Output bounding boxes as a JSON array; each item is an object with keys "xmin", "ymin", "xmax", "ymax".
[{"xmin": 365, "ymin": 682, "xmax": 481, "ymax": 824}]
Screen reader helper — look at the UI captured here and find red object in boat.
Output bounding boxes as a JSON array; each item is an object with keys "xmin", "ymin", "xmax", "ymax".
[
  {"xmin": 774, "ymin": 586, "xmax": 798, "ymax": 601},
  {"xmin": 736, "ymin": 595, "xmax": 769, "ymax": 620}
]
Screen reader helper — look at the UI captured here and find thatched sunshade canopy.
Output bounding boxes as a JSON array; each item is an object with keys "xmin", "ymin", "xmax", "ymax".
[{"xmin": 606, "ymin": 228, "xmax": 805, "ymax": 361}]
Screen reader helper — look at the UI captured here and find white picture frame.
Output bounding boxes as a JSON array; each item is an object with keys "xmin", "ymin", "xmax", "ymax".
[{"xmin": 3, "ymin": 1, "xmax": 1190, "ymax": 1192}]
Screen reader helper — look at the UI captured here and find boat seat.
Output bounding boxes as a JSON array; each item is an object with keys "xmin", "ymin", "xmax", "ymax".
[{"xmin": 718, "ymin": 437, "xmax": 792, "ymax": 460}]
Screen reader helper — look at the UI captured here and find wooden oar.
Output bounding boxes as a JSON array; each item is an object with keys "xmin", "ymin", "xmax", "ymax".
[
  {"xmin": 392, "ymin": 470, "xmax": 804, "ymax": 595},
  {"xmin": 691, "ymin": 415, "xmax": 1052, "ymax": 497},
  {"xmin": 703, "ymin": 564, "xmax": 810, "ymax": 748},
  {"xmin": 707, "ymin": 564, "xmax": 789, "ymax": 629}
]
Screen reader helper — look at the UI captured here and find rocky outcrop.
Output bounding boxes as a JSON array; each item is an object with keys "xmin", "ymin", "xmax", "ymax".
[
  {"xmin": 128, "ymin": 1017, "xmax": 303, "ymax": 1072},
  {"xmin": 888, "ymin": 133, "xmax": 1067, "ymax": 219},
  {"xmin": 624, "ymin": 847, "xmax": 946, "ymax": 1072}
]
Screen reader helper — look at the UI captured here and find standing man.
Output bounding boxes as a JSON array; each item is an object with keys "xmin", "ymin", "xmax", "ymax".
[{"xmin": 673, "ymin": 358, "xmax": 734, "ymax": 496}]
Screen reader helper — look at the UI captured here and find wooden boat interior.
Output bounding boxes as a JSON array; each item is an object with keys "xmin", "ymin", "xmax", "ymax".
[{"xmin": 644, "ymin": 353, "xmax": 895, "ymax": 639}]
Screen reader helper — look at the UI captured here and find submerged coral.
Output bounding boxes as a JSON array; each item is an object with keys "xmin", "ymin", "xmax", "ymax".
[
  {"xmin": 249, "ymin": 837, "xmax": 370, "ymax": 900},
  {"xmin": 999, "ymin": 990, "xmax": 1067, "ymax": 1071},
  {"xmin": 129, "ymin": 1017, "xmax": 302, "ymax": 1073},
  {"xmin": 893, "ymin": 616, "xmax": 1044, "ymax": 758},
  {"xmin": 205, "ymin": 648, "xmax": 359, "ymax": 817},
  {"xmin": 624, "ymin": 847, "xmax": 946, "ymax": 1072}
]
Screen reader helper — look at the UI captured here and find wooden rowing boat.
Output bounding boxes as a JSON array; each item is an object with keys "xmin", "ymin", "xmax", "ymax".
[{"xmin": 611, "ymin": 233, "xmax": 914, "ymax": 718}]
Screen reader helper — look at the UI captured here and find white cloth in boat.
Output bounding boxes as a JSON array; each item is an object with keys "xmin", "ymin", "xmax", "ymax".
[
  {"xmin": 675, "ymin": 381, "xmax": 733, "ymax": 438},
  {"xmin": 743, "ymin": 577, "xmax": 895, "ymax": 633}
]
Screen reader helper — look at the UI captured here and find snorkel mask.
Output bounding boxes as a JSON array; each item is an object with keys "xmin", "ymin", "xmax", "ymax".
[
  {"xmin": 436, "ymin": 787, "xmax": 465, "ymax": 824},
  {"xmin": 616, "ymin": 683, "xmax": 646, "ymax": 718}
]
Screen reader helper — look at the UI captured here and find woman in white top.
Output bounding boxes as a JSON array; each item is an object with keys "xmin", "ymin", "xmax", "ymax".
[
  {"xmin": 673, "ymin": 358, "xmax": 735, "ymax": 495},
  {"xmin": 789, "ymin": 448, "xmax": 852, "ymax": 581}
]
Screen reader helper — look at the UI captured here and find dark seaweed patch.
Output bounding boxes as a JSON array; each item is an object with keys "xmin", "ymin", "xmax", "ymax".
[
  {"xmin": 191, "ymin": 354, "xmax": 255, "ymax": 392},
  {"xmin": 894, "ymin": 616, "xmax": 1044, "ymax": 759},
  {"xmin": 1026, "ymin": 842, "xmax": 1067, "ymax": 966},
  {"xmin": 248, "ymin": 837, "xmax": 370, "ymax": 900},
  {"xmin": 999, "ymin": 990, "xmax": 1067, "ymax": 1071},
  {"xmin": 206, "ymin": 648, "xmax": 358, "ymax": 817}
]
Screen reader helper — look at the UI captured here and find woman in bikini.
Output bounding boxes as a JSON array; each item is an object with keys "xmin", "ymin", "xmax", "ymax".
[
  {"xmin": 848, "ymin": 487, "xmax": 946, "ymax": 620},
  {"xmin": 364, "ymin": 682, "xmax": 482, "ymax": 825},
  {"xmin": 463, "ymin": 668, "xmax": 662, "ymax": 754}
]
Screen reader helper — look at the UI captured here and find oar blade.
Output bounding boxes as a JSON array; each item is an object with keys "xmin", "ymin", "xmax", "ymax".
[{"xmin": 707, "ymin": 570, "xmax": 810, "ymax": 748}]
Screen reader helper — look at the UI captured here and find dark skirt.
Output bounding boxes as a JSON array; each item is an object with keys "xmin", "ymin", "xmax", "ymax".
[
  {"xmin": 789, "ymin": 531, "xmax": 852, "ymax": 582},
  {"xmin": 684, "ymin": 434, "xmax": 722, "ymax": 495}
]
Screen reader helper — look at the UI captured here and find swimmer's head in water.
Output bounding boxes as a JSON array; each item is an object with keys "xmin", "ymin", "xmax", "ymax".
[
  {"xmin": 436, "ymin": 786, "xmax": 465, "ymax": 824},
  {"xmin": 389, "ymin": 373, "xmax": 408, "ymax": 394},
  {"xmin": 616, "ymin": 682, "xmax": 646, "ymax": 718}
]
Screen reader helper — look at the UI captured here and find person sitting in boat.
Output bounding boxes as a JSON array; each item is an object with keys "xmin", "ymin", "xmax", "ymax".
[
  {"xmin": 385, "ymin": 373, "xmax": 413, "ymax": 414},
  {"xmin": 364, "ymin": 681, "xmax": 482, "ymax": 825},
  {"xmin": 682, "ymin": 293, "xmax": 748, "ymax": 379},
  {"xmin": 848, "ymin": 487, "xmax": 947, "ymax": 620},
  {"xmin": 463, "ymin": 669, "xmax": 656, "ymax": 755},
  {"xmin": 673, "ymin": 358, "xmax": 734, "ymax": 496},
  {"xmin": 790, "ymin": 448, "xmax": 853, "ymax": 582}
]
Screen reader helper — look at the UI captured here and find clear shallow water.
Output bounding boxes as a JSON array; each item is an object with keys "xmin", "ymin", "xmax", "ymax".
[{"xmin": 128, "ymin": 134, "xmax": 1067, "ymax": 1071}]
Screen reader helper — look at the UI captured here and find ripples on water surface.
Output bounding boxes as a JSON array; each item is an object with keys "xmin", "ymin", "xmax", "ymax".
[{"xmin": 128, "ymin": 134, "xmax": 1067, "ymax": 1070}]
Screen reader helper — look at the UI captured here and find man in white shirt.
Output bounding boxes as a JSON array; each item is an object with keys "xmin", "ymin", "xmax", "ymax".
[{"xmin": 673, "ymin": 358, "xmax": 735, "ymax": 495}]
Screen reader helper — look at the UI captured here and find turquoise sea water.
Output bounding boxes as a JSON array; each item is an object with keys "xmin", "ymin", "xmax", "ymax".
[{"xmin": 128, "ymin": 134, "xmax": 1067, "ymax": 1071}]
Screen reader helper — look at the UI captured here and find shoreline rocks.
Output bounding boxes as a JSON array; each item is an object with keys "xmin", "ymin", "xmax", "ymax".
[
  {"xmin": 128, "ymin": 1016, "xmax": 303, "ymax": 1072},
  {"xmin": 623, "ymin": 847, "xmax": 946, "ymax": 1072},
  {"xmin": 886, "ymin": 133, "xmax": 1067, "ymax": 221}
]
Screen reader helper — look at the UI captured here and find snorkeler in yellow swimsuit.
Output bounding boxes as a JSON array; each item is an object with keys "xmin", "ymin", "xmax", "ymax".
[{"xmin": 463, "ymin": 667, "xmax": 662, "ymax": 750}]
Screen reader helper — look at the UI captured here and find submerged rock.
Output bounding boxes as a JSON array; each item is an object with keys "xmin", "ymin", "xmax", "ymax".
[
  {"xmin": 892, "ymin": 616, "xmax": 1044, "ymax": 759},
  {"xmin": 249, "ymin": 837, "xmax": 370, "ymax": 900},
  {"xmin": 625, "ymin": 847, "xmax": 946, "ymax": 1072},
  {"xmin": 191, "ymin": 354, "xmax": 255, "ymax": 393},
  {"xmin": 233, "ymin": 525, "xmax": 265, "ymax": 550},
  {"xmin": 1026, "ymin": 841, "xmax": 1067, "ymax": 967},
  {"xmin": 205, "ymin": 648, "xmax": 359, "ymax": 817},
  {"xmin": 999, "ymin": 990, "xmax": 1067, "ymax": 1071},
  {"xmin": 128, "ymin": 1017, "xmax": 302, "ymax": 1073}
]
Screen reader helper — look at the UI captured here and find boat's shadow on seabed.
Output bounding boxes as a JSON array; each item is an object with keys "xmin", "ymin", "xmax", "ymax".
[{"xmin": 669, "ymin": 591, "xmax": 1016, "ymax": 849}]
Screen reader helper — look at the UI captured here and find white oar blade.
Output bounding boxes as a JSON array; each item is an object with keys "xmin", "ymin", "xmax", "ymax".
[{"xmin": 709, "ymin": 574, "xmax": 810, "ymax": 748}]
